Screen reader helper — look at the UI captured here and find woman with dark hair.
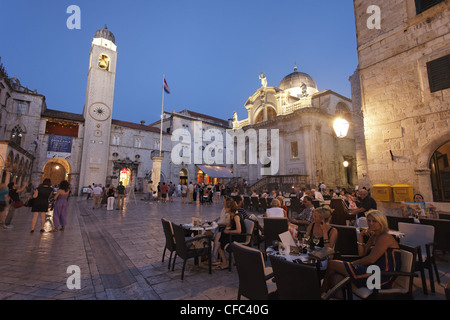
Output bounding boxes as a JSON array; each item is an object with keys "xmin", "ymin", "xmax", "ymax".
[
  {"xmin": 52, "ymin": 180, "xmax": 70, "ymax": 232},
  {"xmin": 30, "ymin": 178, "xmax": 53, "ymax": 233},
  {"xmin": 215, "ymin": 198, "xmax": 247, "ymax": 270},
  {"xmin": 4, "ymin": 182, "xmax": 27, "ymax": 229}
]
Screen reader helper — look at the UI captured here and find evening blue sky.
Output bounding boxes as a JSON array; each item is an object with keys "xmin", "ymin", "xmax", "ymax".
[{"xmin": 0, "ymin": 0, "xmax": 358, "ymax": 124}]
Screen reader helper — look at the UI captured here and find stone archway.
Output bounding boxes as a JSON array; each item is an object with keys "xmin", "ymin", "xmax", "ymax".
[
  {"xmin": 42, "ymin": 158, "xmax": 72, "ymax": 186},
  {"xmin": 416, "ymin": 127, "xmax": 450, "ymax": 202}
]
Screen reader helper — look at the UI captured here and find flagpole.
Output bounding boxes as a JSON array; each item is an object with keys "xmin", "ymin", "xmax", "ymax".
[{"xmin": 159, "ymin": 75, "xmax": 165, "ymax": 157}]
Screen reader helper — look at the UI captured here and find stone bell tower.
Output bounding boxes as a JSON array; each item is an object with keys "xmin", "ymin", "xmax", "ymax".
[{"xmin": 79, "ymin": 26, "xmax": 117, "ymax": 188}]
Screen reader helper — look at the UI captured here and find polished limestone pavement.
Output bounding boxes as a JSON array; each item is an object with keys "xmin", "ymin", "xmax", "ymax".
[{"xmin": 0, "ymin": 195, "xmax": 449, "ymax": 300}]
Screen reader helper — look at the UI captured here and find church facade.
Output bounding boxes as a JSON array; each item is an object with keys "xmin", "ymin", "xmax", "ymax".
[{"xmin": 231, "ymin": 67, "xmax": 357, "ymax": 191}]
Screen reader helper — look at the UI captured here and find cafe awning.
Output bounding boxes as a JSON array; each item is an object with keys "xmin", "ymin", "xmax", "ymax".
[{"xmin": 196, "ymin": 165, "xmax": 234, "ymax": 178}]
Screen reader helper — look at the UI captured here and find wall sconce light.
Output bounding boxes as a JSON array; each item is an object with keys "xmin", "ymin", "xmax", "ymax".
[{"xmin": 333, "ymin": 118, "xmax": 350, "ymax": 138}]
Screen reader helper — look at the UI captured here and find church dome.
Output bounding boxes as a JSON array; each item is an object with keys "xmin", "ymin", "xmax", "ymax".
[
  {"xmin": 94, "ymin": 25, "xmax": 115, "ymax": 44},
  {"xmin": 279, "ymin": 66, "xmax": 317, "ymax": 91}
]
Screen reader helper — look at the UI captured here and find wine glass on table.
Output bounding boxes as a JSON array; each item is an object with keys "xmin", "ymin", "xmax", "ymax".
[
  {"xmin": 303, "ymin": 234, "xmax": 311, "ymax": 253},
  {"xmin": 313, "ymin": 236, "xmax": 320, "ymax": 249}
]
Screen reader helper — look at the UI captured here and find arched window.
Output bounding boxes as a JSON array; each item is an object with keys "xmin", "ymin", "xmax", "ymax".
[
  {"xmin": 267, "ymin": 107, "xmax": 277, "ymax": 121},
  {"xmin": 11, "ymin": 125, "xmax": 24, "ymax": 146},
  {"xmin": 430, "ymin": 141, "xmax": 450, "ymax": 202},
  {"xmin": 255, "ymin": 110, "xmax": 264, "ymax": 124}
]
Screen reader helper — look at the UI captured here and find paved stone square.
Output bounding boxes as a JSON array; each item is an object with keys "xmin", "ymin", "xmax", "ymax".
[{"xmin": 0, "ymin": 195, "xmax": 449, "ymax": 300}]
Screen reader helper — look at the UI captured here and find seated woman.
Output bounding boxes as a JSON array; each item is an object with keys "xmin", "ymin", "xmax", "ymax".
[
  {"xmin": 321, "ymin": 210, "xmax": 401, "ymax": 296},
  {"xmin": 276, "ymin": 196, "xmax": 288, "ymax": 215},
  {"xmin": 211, "ymin": 204, "xmax": 231, "ymax": 265},
  {"xmin": 305, "ymin": 206, "xmax": 338, "ymax": 249},
  {"xmin": 264, "ymin": 199, "xmax": 287, "ymax": 218},
  {"xmin": 401, "ymin": 193, "xmax": 436, "ymax": 218},
  {"xmin": 216, "ymin": 198, "xmax": 246, "ymax": 270}
]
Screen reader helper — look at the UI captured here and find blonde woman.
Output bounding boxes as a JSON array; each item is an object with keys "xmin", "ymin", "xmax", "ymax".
[
  {"xmin": 305, "ymin": 206, "xmax": 338, "ymax": 249},
  {"xmin": 321, "ymin": 210, "xmax": 401, "ymax": 295},
  {"xmin": 265, "ymin": 199, "xmax": 287, "ymax": 218}
]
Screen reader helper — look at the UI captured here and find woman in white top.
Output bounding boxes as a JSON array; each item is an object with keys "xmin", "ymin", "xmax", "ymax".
[{"xmin": 264, "ymin": 199, "xmax": 287, "ymax": 218}]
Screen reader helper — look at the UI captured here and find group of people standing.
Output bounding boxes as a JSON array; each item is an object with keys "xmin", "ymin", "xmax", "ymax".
[
  {"xmin": 0, "ymin": 179, "xmax": 71, "ymax": 233},
  {"xmin": 86, "ymin": 181, "xmax": 127, "ymax": 211}
]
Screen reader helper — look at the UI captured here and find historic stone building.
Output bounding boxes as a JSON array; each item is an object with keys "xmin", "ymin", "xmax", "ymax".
[
  {"xmin": 0, "ymin": 27, "xmax": 173, "ymax": 194},
  {"xmin": 353, "ymin": 0, "xmax": 450, "ymax": 209},
  {"xmin": 231, "ymin": 67, "xmax": 357, "ymax": 192},
  {"xmin": 149, "ymin": 109, "xmax": 234, "ymax": 186}
]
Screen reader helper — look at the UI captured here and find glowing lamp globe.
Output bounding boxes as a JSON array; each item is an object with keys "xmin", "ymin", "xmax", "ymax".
[{"xmin": 333, "ymin": 118, "xmax": 350, "ymax": 138}]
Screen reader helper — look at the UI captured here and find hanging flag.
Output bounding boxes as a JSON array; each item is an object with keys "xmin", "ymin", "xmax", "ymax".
[{"xmin": 163, "ymin": 77, "xmax": 171, "ymax": 94}]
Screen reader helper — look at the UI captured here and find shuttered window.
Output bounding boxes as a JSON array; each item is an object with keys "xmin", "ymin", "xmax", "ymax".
[
  {"xmin": 427, "ymin": 55, "xmax": 450, "ymax": 93},
  {"xmin": 415, "ymin": 0, "xmax": 444, "ymax": 14}
]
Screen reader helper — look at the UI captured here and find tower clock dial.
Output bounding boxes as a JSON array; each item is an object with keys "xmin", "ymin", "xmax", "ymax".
[{"xmin": 89, "ymin": 103, "xmax": 111, "ymax": 121}]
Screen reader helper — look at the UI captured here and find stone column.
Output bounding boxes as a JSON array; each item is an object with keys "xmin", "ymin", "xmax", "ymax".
[{"xmin": 151, "ymin": 156, "xmax": 164, "ymax": 192}]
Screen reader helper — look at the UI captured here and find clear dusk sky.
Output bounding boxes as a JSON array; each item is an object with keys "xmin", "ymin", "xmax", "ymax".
[{"xmin": 0, "ymin": 0, "xmax": 358, "ymax": 124}]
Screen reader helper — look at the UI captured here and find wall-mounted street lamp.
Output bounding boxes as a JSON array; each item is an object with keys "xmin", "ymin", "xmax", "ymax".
[
  {"xmin": 333, "ymin": 110, "xmax": 364, "ymax": 139},
  {"xmin": 333, "ymin": 118, "xmax": 350, "ymax": 138},
  {"xmin": 343, "ymin": 160, "xmax": 349, "ymax": 168}
]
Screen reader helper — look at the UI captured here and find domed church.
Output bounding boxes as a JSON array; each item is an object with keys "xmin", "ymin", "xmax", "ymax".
[{"xmin": 231, "ymin": 65, "xmax": 358, "ymax": 191}]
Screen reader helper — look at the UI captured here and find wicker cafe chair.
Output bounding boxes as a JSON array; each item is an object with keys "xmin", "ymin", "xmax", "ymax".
[
  {"xmin": 398, "ymin": 222, "xmax": 440, "ymax": 294},
  {"xmin": 243, "ymin": 196, "xmax": 251, "ymax": 211},
  {"xmin": 225, "ymin": 219, "xmax": 255, "ymax": 272},
  {"xmin": 288, "ymin": 197, "xmax": 304, "ymax": 218},
  {"xmin": 231, "ymin": 242, "xmax": 277, "ymax": 300},
  {"xmin": 386, "ymin": 215, "xmax": 414, "ymax": 231},
  {"xmin": 171, "ymin": 223, "xmax": 212, "ymax": 280},
  {"xmin": 161, "ymin": 218, "xmax": 176, "ymax": 270},
  {"xmin": 331, "ymin": 225, "xmax": 359, "ymax": 261},
  {"xmin": 259, "ymin": 197, "xmax": 268, "ymax": 213},
  {"xmin": 250, "ymin": 197, "xmax": 260, "ymax": 212},
  {"xmin": 269, "ymin": 255, "xmax": 352, "ymax": 300},
  {"xmin": 420, "ymin": 218, "xmax": 450, "ymax": 254},
  {"xmin": 262, "ymin": 218, "xmax": 289, "ymax": 256},
  {"xmin": 351, "ymin": 244, "xmax": 417, "ymax": 300}
]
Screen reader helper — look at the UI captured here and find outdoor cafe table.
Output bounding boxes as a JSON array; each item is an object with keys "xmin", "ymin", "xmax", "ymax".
[
  {"xmin": 182, "ymin": 221, "xmax": 218, "ymax": 235},
  {"xmin": 266, "ymin": 245, "xmax": 333, "ymax": 271}
]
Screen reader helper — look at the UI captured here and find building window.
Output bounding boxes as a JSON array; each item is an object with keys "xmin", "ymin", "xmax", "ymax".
[
  {"xmin": 112, "ymin": 135, "xmax": 121, "ymax": 145},
  {"xmin": 154, "ymin": 139, "xmax": 160, "ymax": 150},
  {"xmin": 427, "ymin": 54, "xmax": 450, "ymax": 93},
  {"xmin": 415, "ymin": 0, "xmax": 444, "ymax": 14},
  {"xmin": 134, "ymin": 137, "xmax": 142, "ymax": 148},
  {"xmin": 16, "ymin": 102, "xmax": 28, "ymax": 115},
  {"xmin": 11, "ymin": 125, "xmax": 23, "ymax": 146},
  {"xmin": 291, "ymin": 141, "xmax": 298, "ymax": 159}
]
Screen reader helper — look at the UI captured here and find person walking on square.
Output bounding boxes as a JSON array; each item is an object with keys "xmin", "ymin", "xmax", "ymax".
[
  {"xmin": 86, "ymin": 183, "xmax": 93, "ymax": 200},
  {"xmin": 106, "ymin": 184, "xmax": 116, "ymax": 210},
  {"xmin": 30, "ymin": 179, "xmax": 53, "ymax": 233},
  {"xmin": 4, "ymin": 182, "xmax": 27, "ymax": 229},
  {"xmin": 181, "ymin": 183, "xmax": 188, "ymax": 204},
  {"xmin": 52, "ymin": 180, "xmax": 70, "ymax": 232},
  {"xmin": 161, "ymin": 182, "xmax": 168, "ymax": 203},
  {"xmin": 91, "ymin": 184, "xmax": 103, "ymax": 209},
  {"xmin": 116, "ymin": 181, "xmax": 126, "ymax": 210},
  {"xmin": 188, "ymin": 181, "xmax": 194, "ymax": 204},
  {"xmin": 0, "ymin": 184, "xmax": 9, "ymax": 227},
  {"xmin": 146, "ymin": 181, "xmax": 154, "ymax": 203}
]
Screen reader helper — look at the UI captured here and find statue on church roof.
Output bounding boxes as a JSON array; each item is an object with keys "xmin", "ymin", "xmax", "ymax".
[
  {"xmin": 259, "ymin": 72, "xmax": 267, "ymax": 88},
  {"xmin": 233, "ymin": 111, "xmax": 238, "ymax": 122}
]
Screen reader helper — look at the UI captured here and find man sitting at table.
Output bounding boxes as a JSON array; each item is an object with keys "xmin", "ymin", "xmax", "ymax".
[
  {"xmin": 350, "ymin": 189, "xmax": 377, "ymax": 219},
  {"xmin": 290, "ymin": 196, "xmax": 315, "ymax": 232}
]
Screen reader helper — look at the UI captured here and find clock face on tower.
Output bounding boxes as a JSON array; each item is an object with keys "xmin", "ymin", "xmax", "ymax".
[{"xmin": 89, "ymin": 103, "xmax": 111, "ymax": 121}]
